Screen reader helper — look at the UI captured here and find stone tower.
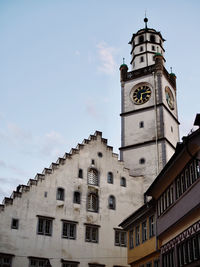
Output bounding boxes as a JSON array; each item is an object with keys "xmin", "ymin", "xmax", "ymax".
[{"xmin": 120, "ymin": 18, "xmax": 180, "ymax": 190}]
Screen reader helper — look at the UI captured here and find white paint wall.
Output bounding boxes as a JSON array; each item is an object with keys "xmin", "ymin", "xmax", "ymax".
[{"xmin": 0, "ymin": 133, "xmax": 143, "ymax": 267}]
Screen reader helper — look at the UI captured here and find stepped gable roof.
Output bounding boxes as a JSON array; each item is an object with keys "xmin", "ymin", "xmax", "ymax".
[{"xmin": 0, "ymin": 131, "xmax": 129, "ymax": 211}]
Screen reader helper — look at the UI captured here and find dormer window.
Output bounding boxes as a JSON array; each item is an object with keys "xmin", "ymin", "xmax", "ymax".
[{"xmin": 139, "ymin": 35, "xmax": 144, "ymax": 43}]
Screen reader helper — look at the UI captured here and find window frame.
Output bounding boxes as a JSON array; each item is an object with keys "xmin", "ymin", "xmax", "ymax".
[
  {"xmin": 87, "ymin": 192, "xmax": 98, "ymax": 212},
  {"xmin": 11, "ymin": 218, "xmax": 19, "ymax": 229},
  {"xmin": 142, "ymin": 220, "xmax": 147, "ymax": 243},
  {"xmin": 115, "ymin": 229, "xmax": 127, "ymax": 247},
  {"xmin": 73, "ymin": 191, "xmax": 81, "ymax": 204},
  {"xmin": 149, "ymin": 215, "xmax": 155, "ymax": 238},
  {"xmin": 108, "ymin": 195, "xmax": 116, "ymax": 210},
  {"xmin": 62, "ymin": 220, "xmax": 77, "ymax": 240},
  {"xmin": 107, "ymin": 172, "xmax": 113, "ymax": 184},
  {"xmin": 120, "ymin": 177, "xmax": 126, "ymax": 187},
  {"xmin": 37, "ymin": 216, "xmax": 53, "ymax": 236},
  {"xmin": 85, "ymin": 224, "xmax": 99, "ymax": 243},
  {"xmin": 56, "ymin": 187, "xmax": 65, "ymax": 201}
]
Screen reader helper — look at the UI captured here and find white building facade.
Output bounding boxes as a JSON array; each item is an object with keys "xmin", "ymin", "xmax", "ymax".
[{"xmin": 0, "ymin": 132, "xmax": 143, "ymax": 267}]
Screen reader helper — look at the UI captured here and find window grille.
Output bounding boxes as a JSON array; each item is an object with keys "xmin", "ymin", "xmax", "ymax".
[
  {"xmin": 87, "ymin": 193, "xmax": 98, "ymax": 212},
  {"xmin": 87, "ymin": 169, "xmax": 98, "ymax": 185}
]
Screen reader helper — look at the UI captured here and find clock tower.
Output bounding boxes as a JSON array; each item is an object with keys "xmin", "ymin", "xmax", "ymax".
[{"xmin": 120, "ymin": 18, "xmax": 180, "ymax": 190}]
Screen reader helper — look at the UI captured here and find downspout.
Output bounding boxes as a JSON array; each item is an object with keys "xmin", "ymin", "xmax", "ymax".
[{"xmin": 153, "ymin": 72, "xmax": 159, "ymax": 175}]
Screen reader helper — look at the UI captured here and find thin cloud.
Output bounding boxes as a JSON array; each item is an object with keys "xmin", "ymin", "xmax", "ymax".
[
  {"xmin": 97, "ymin": 42, "xmax": 116, "ymax": 75},
  {"xmin": 7, "ymin": 123, "xmax": 32, "ymax": 141}
]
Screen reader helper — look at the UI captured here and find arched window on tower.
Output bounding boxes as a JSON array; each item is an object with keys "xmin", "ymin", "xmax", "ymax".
[
  {"xmin": 150, "ymin": 34, "xmax": 156, "ymax": 43},
  {"xmin": 87, "ymin": 168, "xmax": 98, "ymax": 186},
  {"xmin": 140, "ymin": 56, "xmax": 144, "ymax": 63},
  {"xmin": 107, "ymin": 172, "xmax": 113, "ymax": 184},
  {"xmin": 57, "ymin": 187, "xmax": 65, "ymax": 201},
  {"xmin": 108, "ymin": 195, "xmax": 116, "ymax": 210},
  {"xmin": 139, "ymin": 35, "xmax": 144, "ymax": 43},
  {"xmin": 87, "ymin": 193, "xmax": 98, "ymax": 212}
]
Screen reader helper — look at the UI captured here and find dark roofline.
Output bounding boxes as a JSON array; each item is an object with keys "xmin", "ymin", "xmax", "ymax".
[
  {"xmin": 129, "ymin": 28, "xmax": 165, "ymax": 44},
  {"xmin": 119, "ymin": 199, "xmax": 155, "ymax": 229},
  {"xmin": 145, "ymin": 127, "xmax": 200, "ymax": 196}
]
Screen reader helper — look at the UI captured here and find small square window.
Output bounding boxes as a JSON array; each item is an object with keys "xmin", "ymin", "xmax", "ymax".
[{"xmin": 11, "ymin": 218, "xmax": 19, "ymax": 229}]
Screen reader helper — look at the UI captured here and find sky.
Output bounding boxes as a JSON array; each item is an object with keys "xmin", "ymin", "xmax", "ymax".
[{"xmin": 0, "ymin": 0, "xmax": 200, "ymax": 202}]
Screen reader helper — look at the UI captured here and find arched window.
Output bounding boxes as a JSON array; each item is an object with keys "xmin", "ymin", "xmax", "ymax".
[
  {"xmin": 120, "ymin": 177, "xmax": 126, "ymax": 187},
  {"xmin": 150, "ymin": 34, "xmax": 156, "ymax": 43},
  {"xmin": 87, "ymin": 168, "xmax": 98, "ymax": 186},
  {"xmin": 57, "ymin": 187, "xmax": 65, "ymax": 201},
  {"xmin": 140, "ymin": 46, "xmax": 143, "ymax": 52},
  {"xmin": 107, "ymin": 172, "xmax": 113, "ymax": 184},
  {"xmin": 73, "ymin": 191, "xmax": 81, "ymax": 204},
  {"xmin": 139, "ymin": 158, "xmax": 146, "ymax": 164},
  {"xmin": 87, "ymin": 193, "xmax": 98, "ymax": 212},
  {"xmin": 78, "ymin": 168, "xmax": 83, "ymax": 178},
  {"xmin": 139, "ymin": 35, "xmax": 144, "ymax": 43},
  {"xmin": 108, "ymin": 195, "xmax": 116, "ymax": 210}
]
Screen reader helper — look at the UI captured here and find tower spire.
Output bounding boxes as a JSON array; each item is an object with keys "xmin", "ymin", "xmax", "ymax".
[{"xmin": 144, "ymin": 13, "xmax": 148, "ymax": 29}]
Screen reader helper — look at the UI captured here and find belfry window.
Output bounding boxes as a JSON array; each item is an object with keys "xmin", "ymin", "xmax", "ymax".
[
  {"xmin": 140, "ymin": 46, "xmax": 143, "ymax": 52},
  {"xmin": 150, "ymin": 34, "xmax": 156, "ymax": 43},
  {"xmin": 140, "ymin": 56, "xmax": 144, "ymax": 63},
  {"xmin": 87, "ymin": 168, "xmax": 98, "ymax": 186},
  {"xmin": 152, "ymin": 45, "xmax": 155, "ymax": 51},
  {"xmin": 139, "ymin": 35, "xmax": 144, "ymax": 43},
  {"xmin": 139, "ymin": 121, "xmax": 144, "ymax": 128}
]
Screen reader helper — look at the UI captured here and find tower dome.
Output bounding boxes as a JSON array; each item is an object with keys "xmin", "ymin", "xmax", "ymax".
[{"xmin": 129, "ymin": 18, "xmax": 166, "ymax": 70}]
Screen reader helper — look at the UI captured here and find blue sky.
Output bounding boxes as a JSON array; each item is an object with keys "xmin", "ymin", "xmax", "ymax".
[{"xmin": 0, "ymin": 0, "xmax": 200, "ymax": 201}]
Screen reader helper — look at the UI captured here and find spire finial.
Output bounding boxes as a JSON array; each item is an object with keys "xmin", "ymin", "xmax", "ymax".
[
  {"xmin": 123, "ymin": 58, "xmax": 125, "ymax": 64},
  {"xmin": 144, "ymin": 12, "xmax": 148, "ymax": 29},
  {"xmin": 170, "ymin": 67, "xmax": 173, "ymax": 73}
]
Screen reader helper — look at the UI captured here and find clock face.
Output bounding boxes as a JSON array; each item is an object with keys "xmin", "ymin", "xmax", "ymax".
[
  {"xmin": 133, "ymin": 85, "xmax": 152, "ymax": 104},
  {"xmin": 165, "ymin": 86, "xmax": 174, "ymax": 110}
]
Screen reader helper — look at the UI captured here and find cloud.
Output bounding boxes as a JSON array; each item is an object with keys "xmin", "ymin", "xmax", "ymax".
[
  {"xmin": 0, "ymin": 159, "xmax": 28, "ymax": 176},
  {"xmin": 7, "ymin": 123, "xmax": 32, "ymax": 141},
  {"xmin": 97, "ymin": 42, "xmax": 116, "ymax": 75}
]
